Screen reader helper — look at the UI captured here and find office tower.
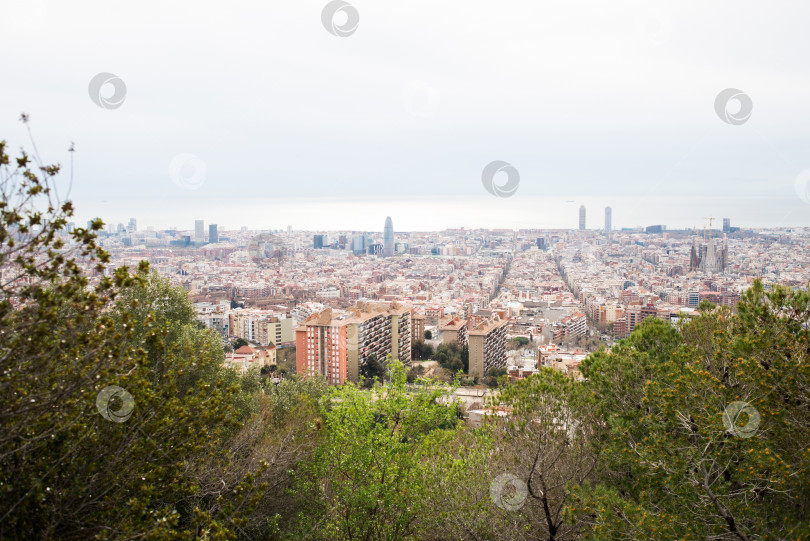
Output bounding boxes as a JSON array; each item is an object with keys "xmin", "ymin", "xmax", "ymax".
[
  {"xmin": 127, "ymin": 217, "xmax": 137, "ymax": 232},
  {"xmin": 209, "ymin": 224, "xmax": 219, "ymax": 243},
  {"xmin": 351, "ymin": 233, "xmax": 365, "ymax": 255},
  {"xmin": 313, "ymin": 234, "xmax": 324, "ymax": 249},
  {"xmin": 195, "ymin": 220, "xmax": 204, "ymax": 243},
  {"xmin": 723, "ymin": 218, "xmax": 730, "ymax": 233},
  {"xmin": 383, "ymin": 216, "xmax": 394, "ymax": 257},
  {"xmin": 287, "ymin": 225, "xmax": 292, "ymax": 233},
  {"xmin": 579, "ymin": 205, "xmax": 586, "ymax": 230},
  {"xmin": 117, "ymin": 223, "xmax": 125, "ymax": 234},
  {"xmin": 605, "ymin": 206, "xmax": 612, "ymax": 242}
]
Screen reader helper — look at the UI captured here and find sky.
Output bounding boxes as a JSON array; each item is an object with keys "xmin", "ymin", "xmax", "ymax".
[{"xmin": 2, "ymin": 0, "xmax": 810, "ymax": 231}]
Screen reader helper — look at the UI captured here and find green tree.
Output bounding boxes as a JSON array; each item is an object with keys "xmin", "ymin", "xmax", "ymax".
[
  {"xmin": 359, "ymin": 353, "xmax": 385, "ymax": 388},
  {"xmin": 576, "ymin": 285, "xmax": 810, "ymax": 539},
  {"xmin": 487, "ymin": 367, "xmax": 601, "ymax": 541},
  {"xmin": 0, "ymin": 128, "xmax": 264, "ymax": 538},
  {"xmin": 424, "ymin": 330, "xmax": 432, "ymax": 340},
  {"xmin": 411, "ymin": 340, "xmax": 435, "ymax": 361},
  {"xmin": 290, "ymin": 360, "xmax": 465, "ymax": 540},
  {"xmin": 485, "ymin": 366, "xmax": 508, "ymax": 387}
]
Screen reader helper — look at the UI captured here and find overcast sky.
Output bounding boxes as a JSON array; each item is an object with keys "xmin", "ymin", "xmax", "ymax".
[{"xmin": 2, "ymin": 0, "xmax": 810, "ymax": 230}]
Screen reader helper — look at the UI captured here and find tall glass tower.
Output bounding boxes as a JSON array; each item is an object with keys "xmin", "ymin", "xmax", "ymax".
[
  {"xmin": 383, "ymin": 216, "xmax": 394, "ymax": 257},
  {"xmin": 605, "ymin": 206, "xmax": 612, "ymax": 242}
]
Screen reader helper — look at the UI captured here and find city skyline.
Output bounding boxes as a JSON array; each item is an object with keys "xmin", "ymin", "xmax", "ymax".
[{"xmin": 75, "ymin": 194, "xmax": 807, "ymax": 233}]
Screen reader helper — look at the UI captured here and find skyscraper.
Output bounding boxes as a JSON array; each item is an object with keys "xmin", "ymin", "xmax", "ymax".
[
  {"xmin": 195, "ymin": 220, "xmax": 204, "ymax": 243},
  {"xmin": 383, "ymin": 216, "xmax": 394, "ymax": 257},
  {"xmin": 127, "ymin": 217, "xmax": 137, "ymax": 232},
  {"xmin": 351, "ymin": 233, "xmax": 365, "ymax": 255},
  {"xmin": 723, "ymin": 218, "xmax": 730, "ymax": 233},
  {"xmin": 209, "ymin": 224, "xmax": 218, "ymax": 243},
  {"xmin": 605, "ymin": 206, "xmax": 612, "ymax": 242},
  {"xmin": 579, "ymin": 206, "xmax": 586, "ymax": 230}
]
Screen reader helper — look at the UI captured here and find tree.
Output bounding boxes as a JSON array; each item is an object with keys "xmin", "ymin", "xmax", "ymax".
[
  {"xmin": 509, "ymin": 336, "xmax": 530, "ymax": 350},
  {"xmin": 488, "ymin": 368, "xmax": 601, "ymax": 541},
  {"xmin": 359, "ymin": 353, "xmax": 386, "ymax": 387},
  {"xmin": 411, "ymin": 340, "xmax": 435, "ymax": 361},
  {"xmin": 576, "ymin": 285, "xmax": 810, "ymax": 539},
  {"xmin": 485, "ymin": 366, "xmax": 508, "ymax": 388},
  {"xmin": 0, "ymin": 126, "xmax": 264, "ymax": 538},
  {"xmin": 424, "ymin": 329, "xmax": 432, "ymax": 340},
  {"xmin": 290, "ymin": 360, "xmax": 467, "ymax": 540},
  {"xmin": 232, "ymin": 337, "xmax": 249, "ymax": 349}
]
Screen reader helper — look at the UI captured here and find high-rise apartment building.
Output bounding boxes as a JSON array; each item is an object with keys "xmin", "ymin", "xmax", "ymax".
[
  {"xmin": 412, "ymin": 313, "xmax": 425, "ymax": 341},
  {"xmin": 296, "ymin": 303, "xmax": 412, "ymax": 385},
  {"xmin": 195, "ymin": 220, "xmax": 204, "ymax": 243},
  {"xmin": 605, "ymin": 206, "xmax": 612, "ymax": 242},
  {"xmin": 296, "ymin": 309, "xmax": 349, "ymax": 385},
  {"xmin": 468, "ymin": 316, "xmax": 507, "ymax": 378},
  {"xmin": 230, "ymin": 309, "xmax": 294, "ymax": 346},
  {"xmin": 209, "ymin": 224, "xmax": 218, "ymax": 243},
  {"xmin": 383, "ymin": 216, "xmax": 394, "ymax": 257},
  {"xmin": 438, "ymin": 315, "xmax": 468, "ymax": 347},
  {"xmin": 579, "ymin": 205, "xmax": 586, "ymax": 230}
]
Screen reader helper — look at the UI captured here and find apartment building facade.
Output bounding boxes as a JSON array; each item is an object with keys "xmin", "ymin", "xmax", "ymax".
[{"xmin": 468, "ymin": 317, "xmax": 508, "ymax": 378}]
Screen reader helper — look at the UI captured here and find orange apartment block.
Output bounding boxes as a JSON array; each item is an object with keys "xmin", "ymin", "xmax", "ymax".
[
  {"xmin": 295, "ymin": 309, "xmax": 349, "ymax": 385},
  {"xmin": 296, "ymin": 303, "xmax": 412, "ymax": 385}
]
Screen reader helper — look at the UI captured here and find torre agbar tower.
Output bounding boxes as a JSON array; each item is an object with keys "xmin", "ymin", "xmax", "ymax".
[{"xmin": 383, "ymin": 216, "xmax": 394, "ymax": 257}]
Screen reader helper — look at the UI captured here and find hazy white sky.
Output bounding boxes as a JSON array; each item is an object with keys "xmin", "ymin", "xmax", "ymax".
[{"xmin": 2, "ymin": 0, "xmax": 810, "ymax": 230}]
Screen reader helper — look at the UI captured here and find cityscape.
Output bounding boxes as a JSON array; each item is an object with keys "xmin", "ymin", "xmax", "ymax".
[
  {"xmin": 77, "ymin": 209, "xmax": 810, "ymax": 386},
  {"xmin": 3, "ymin": 0, "xmax": 810, "ymax": 538}
]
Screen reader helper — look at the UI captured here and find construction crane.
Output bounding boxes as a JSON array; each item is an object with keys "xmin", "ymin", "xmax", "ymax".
[{"xmin": 702, "ymin": 216, "xmax": 714, "ymax": 243}]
